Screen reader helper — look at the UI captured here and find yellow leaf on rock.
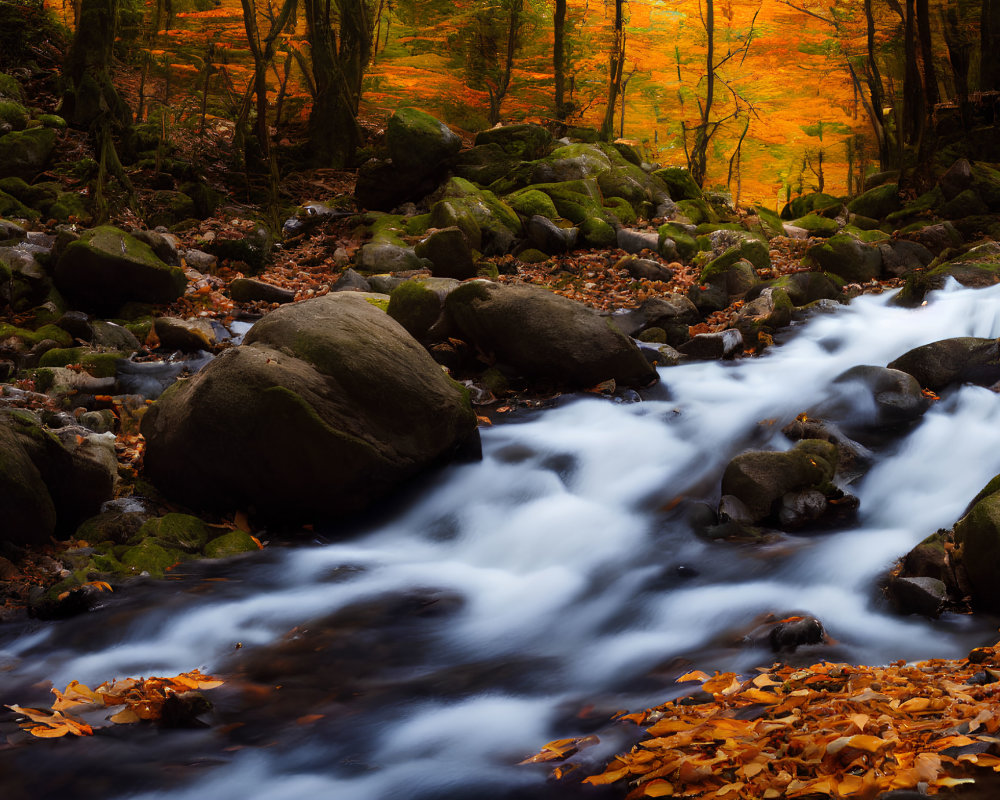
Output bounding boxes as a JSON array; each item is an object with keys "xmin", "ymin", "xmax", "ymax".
[
  {"xmin": 642, "ymin": 779, "xmax": 674, "ymax": 796},
  {"xmin": 676, "ymin": 670, "xmax": 710, "ymax": 683},
  {"xmin": 110, "ymin": 707, "xmax": 141, "ymax": 724}
]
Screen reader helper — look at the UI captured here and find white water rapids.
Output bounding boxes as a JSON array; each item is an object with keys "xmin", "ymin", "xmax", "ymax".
[{"xmin": 4, "ymin": 280, "xmax": 1000, "ymax": 800}]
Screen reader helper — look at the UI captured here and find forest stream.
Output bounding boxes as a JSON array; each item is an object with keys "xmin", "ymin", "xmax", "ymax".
[{"xmin": 3, "ymin": 279, "xmax": 1000, "ymax": 799}]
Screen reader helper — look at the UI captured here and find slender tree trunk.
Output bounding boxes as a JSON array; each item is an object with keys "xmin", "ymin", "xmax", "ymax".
[
  {"xmin": 690, "ymin": 0, "xmax": 714, "ymax": 186},
  {"xmin": 915, "ymin": 0, "xmax": 938, "ymax": 109},
  {"xmin": 902, "ymin": 0, "xmax": 924, "ymax": 145},
  {"xmin": 983, "ymin": 0, "xmax": 1000, "ymax": 90},
  {"xmin": 942, "ymin": 5, "xmax": 971, "ymax": 129},
  {"xmin": 600, "ymin": 0, "xmax": 625, "ymax": 140},
  {"xmin": 554, "ymin": 0, "xmax": 567, "ymax": 119},
  {"xmin": 489, "ymin": 0, "xmax": 522, "ymax": 125},
  {"xmin": 862, "ymin": 0, "xmax": 890, "ymax": 168}
]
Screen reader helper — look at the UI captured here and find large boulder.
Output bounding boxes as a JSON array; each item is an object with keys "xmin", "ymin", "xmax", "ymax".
[
  {"xmin": 955, "ymin": 489, "xmax": 1000, "ymax": 612},
  {"xmin": 887, "ymin": 337, "xmax": 1000, "ymax": 391},
  {"xmin": 847, "ymin": 183, "xmax": 901, "ymax": 219},
  {"xmin": 896, "ymin": 242, "xmax": 1000, "ymax": 306},
  {"xmin": 430, "ymin": 177, "xmax": 522, "ymax": 255},
  {"xmin": 141, "ymin": 293, "xmax": 478, "ymax": 524},
  {"xmin": 817, "ymin": 365, "xmax": 930, "ymax": 430},
  {"xmin": 473, "ymin": 124, "xmax": 553, "ymax": 161},
  {"xmin": 0, "ymin": 127, "xmax": 57, "ymax": 180},
  {"xmin": 54, "ymin": 225, "xmax": 187, "ymax": 314},
  {"xmin": 0, "ymin": 409, "xmax": 117, "ymax": 546},
  {"xmin": 444, "ymin": 280, "xmax": 657, "ymax": 389},
  {"xmin": 388, "ymin": 107, "xmax": 462, "ymax": 175},
  {"xmin": 804, "ymin": 234, "xmax": 883, "ymax": 283},
  {"xmin": 720, "ymin": 439, "xmax": 839, "ymax": 524}
]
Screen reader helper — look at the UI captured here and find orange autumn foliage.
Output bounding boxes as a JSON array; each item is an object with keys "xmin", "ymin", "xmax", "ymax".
[
  {"xmin": 527, "ymin": 642, "xmax": 1000, "ymax": 798},
  {"xmin": 7, "ymin": 670, "xmax": 223, "ymax": 738}
]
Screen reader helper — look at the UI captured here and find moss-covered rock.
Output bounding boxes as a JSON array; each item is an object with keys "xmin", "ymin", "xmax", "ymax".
[
  {"xmin": 804, "ymin": 233, "xmax": 882, "ymax": 283},
  {"xmin": 37, "ymin": 347, "xmax": 125, "ymax": 378},
  {"xmin": 674, "ymin": 198, "xmax": 718, "ymax": 225},
  {"xmin": 847, "ymin": 183, "xmax": 901, "ymax": 219},
  {"xmin": 204, "ymin": 530, "xmax": 259, "ymax": 558},
  {"xmin": 955, "ymin": 490, "xmax": 1000, "ymax": 612},
  {"xmin": 530, "ymin": 143, "xmax": 613, "ymax": 183},
  {"xmin": 0, "ymin": 100, "xmax": 28, "ymax": 131},
  {"xmin": 750, "ymin": 204, "xmax": 786, "ymax": 239},
  {"xmin": 736, "ymin": 286, "xmax": 793, "ymax": 347},
  {"xmin": 121, "ymin": 539, "xmax": 181, "ymax": 578},
  {"xmin": 387, "ymin": 279, "xmax": 445, "ymax": 340},
  {"xmin": 896, "ymin": 241, "xmax": 1000, "ymax": 306},
  {"xmin": 887, "ymin": 186, "xmax": 945, "ymax": 223},
  {"xmin": 414, "ymin": 226, "xmax": 476, "ymax": 280},
  {"xmin": 0, "ymin": 322, "xmax": 73, "ymax": 349},
  {"xmin": 0, "ymin": 126, "xmax": 56, "ymax": 180},
  {"xmin": 141, "ymin": 293, "xmax": 479, "ymax": 524},
  {"xmin": 790, "ymin": 213, "xmax": 840, "ymax": 237},
  {"xmin": 604, "ymin": 196, "xmax": 638, "ymax": 225},
  {"xmin": 506, "ymin": 188, "xmax": 560, "ymax": 220},
  {"xmin": 54, "ymin": 225, "xmax": 187, "ymax": 314},
  {"xmin": 651, "ymin": 167, "xmax": 702, "ymax": 201},
  {"xmin": 473, "ymin": 124, "xmax": 553, "ymax": 160},
  {"xmin": 388, "ymin": 107, "xmax": 462, "ymax": 174},
  {"xmin": 657, "ymin": 221, "xmax": 699, "ymax": 262},
  {"xmin": 445, "ymin": 280, "xmax": 657, "ymax": 389},
  {"xmin": 579, "ymin": 217, "xmax": 617, "ymax": 247},
  {"xmin": 767, "ymin": 271, "xmax": 844, "ymax": 306},
  {"xmin": 781, "ymin": 192, "xmax": 841, "ymax": 220},
  {"xmin": 597, "ymin": 163, "xmax": 670, "ymax": 213},
  {"xmin": 134, "ymin": 513, "xmax": 211, "ymax": 553},
  {"xmin": 430, "ymin": 177, "xmax": 521, "ymax": 255},
  {"xmin": 720, "ymin": 439, "xmax": 839, "ymax": 523}
]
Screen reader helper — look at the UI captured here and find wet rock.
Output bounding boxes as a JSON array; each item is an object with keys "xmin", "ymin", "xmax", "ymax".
[
  {"xmin": 720, "ymin": 439, "xmax": 838, "ymax": 523},
  {"xmin": 768, "ymin": 615, "xmax": 825, "ymax": 652},
  {"xmin": 54, "ymin": 225, "xmax": 187, "ymax": 315},
  {"xmin": 115, "ymin": 357, "xmax": 190, "ymax": 398},
  {"xmin": 153, "ymin": 317, "xmax": 218, "ymax": 352},
  {"xmin": 887, "ymin": 337, "xmax": 1000, "ymax": 391},
  {"xmin": 736, "ymin": 286, "xmax": 793, "ymax": 347},
  {"xmin": 414, "ymin": 226, "xmax": 476, "ymax": 279},
  {"xmin": 444, "ymin": 280, "xmax": 657, "ymax": 389},
  {"xmin": 767, "ymin": 271, "xmax": 845, "ymax": 306},
  {"xmin": 887, "ymin": 575, "xmax": 948, "ymax": 617},
  {"xmin": 954, "ymin": 489, "xmax": 1000, "ymax": 612},
  {"xmin": 819, "ymin": 365, "xmax": 930, "ymax": 429},
  {"xmin": 229, "ymin": 277, "xmax": 296, "ymax": 304},
  {"xmin": 805, "ymin": 233, "xmax": 883, "ymax": 283},
  {"xmin": 91, "ymin": 320, "xmax": 141, "ymax": 350},
  {"xmin": 0, "ymin": 218, "xmax": 26, "ymax": 241},
  {"xmin": 877, "ymin": 239, "xmax": 934, "ymax": 277},
  {"xmin": 678, "ymin": 329, "xmax": 743, "ymax": 360},
  {"xmin": 781, "ymin": 417, "xmax": 872, "ymax": 485},
  {"xmin": 142, "ymin": 293, "xmax": 479, "ymax": 525},
  {"xmin": 896, "ymin": 241, "xmax": 1000, "ymax": 306}
]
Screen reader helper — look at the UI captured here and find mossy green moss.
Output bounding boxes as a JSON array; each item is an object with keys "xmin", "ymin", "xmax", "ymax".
[
  {"xmin": 651, "ymin": 167, "xmax": 702, "ymax": 201},
  {"xmin": 580, "ymin": 217, "xmax": 616, "ymax": 247},
  {"xmin": 204, "ymin": 530, "xmax": 259, "ymax": 558},
  {"xmin": 134, "ymin": 513, "xmax": 211, "ymax": 553},
  {"xmin": 0, "ymin": 322, "xmax": 72, "ymax": 348},
  {"xmin": 121, "ymin": 539, "xmax": 183, "ymax": 578},
  {"xmin": 675, "ymin": 198, "xmax": 717, "ymax": 225},
  {"xmin": 506, "ymin": 188, "xmax": 559, "ymax": 220},
  {"xmin": 658, "ymin": 222, "xmax": 699, "ymax": 262},
  {"xmin": 0, "ymin": 74, "xmax": 23, "ymax": 102},
  {"xmin": 0, "ymin": 100, "xmax": 27, "ymax": 131},
  {"xmin": 791, "ymin": 213, "xmax": 840, "ymax": 237},
  {"xmin": 518, "ymin": 248, "xmax": 549, "ymax": 264},
  {"xmin": 388, "ymin": 280, "xmax": 441, "ymax": 339},
  {"xmin": 604, "ymin": 196, "xmax": 638, "ymax": 225},
  {"xmin": 38, "ymin": 348, "xmax": 124, "ymax": 377}
]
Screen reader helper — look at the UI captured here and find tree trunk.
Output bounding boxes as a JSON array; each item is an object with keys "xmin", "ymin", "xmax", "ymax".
[
  {"xmin": 488, "ymin": 0, "xmax": 522, "ymax": 125},
  {"xmin": 64, "ymin": 0, "xmax": 131, "ymax": 130},
  {"xmin": 902, "ymin": 0, "xmax": 924, "ymax": 146},
  {"xmin": 915, "ymin": 0, "xmax": 938, "ymax": 109},
  {"xmin": 862, "ymin": 0, "xmax": 890, "ymax": 168},
  {"xmin": 600, "ymin": 0, "xmax": 625, "ymax": 140},
  {"xmin": 983, "ymin": 0, "xmax": 1000, "ymax": 90},
  {"xmin": 553, "ymin": 0, "xmax": 567, "ymax": 119},
  {"xmin": 942, "ymin": 3, "xmax": 971, "ymax": 129},
  {"xmin": 690, "ymin": 0, "xmax": 714, "ymax": 186},
  {"xmin": 303, "ymin": 0, "xmax": 374, "ymax": 168}
]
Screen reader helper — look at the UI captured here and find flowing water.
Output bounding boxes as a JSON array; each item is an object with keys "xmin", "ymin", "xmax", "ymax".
[{"xmin": 4, "ymin": 281, "xmax": 1000, "ymax": 799}]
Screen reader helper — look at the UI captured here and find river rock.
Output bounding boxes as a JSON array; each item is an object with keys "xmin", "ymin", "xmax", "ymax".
[
  {"xmin": 804, "ymin": 234, "xmax": 883, "ymax": 283},
  {"xmin": 887, "ymin": 575, "xmax": 948, "ymax": 617},
  {"xmin": 720, "ymin": 439, "xmax": 838, "ymax": 523},
  {"xmin": 678, "ymin": 329, "xmax": 743, "ymax": 360},
  {"xmin": 689, "ymin": 258, "xmax": 757, "ymax": 313},
  {"xmin": 768, "ymin": 271, "xmax": 844, "ymax": 306},
  {"xmin": 818, "ymin": 365, "xmax": 930, "ymax": 430},
  {"xmin": 357, "ymin": 241, "xmax": 425, "ymax": 273},
  {"xmin": 153, "ymin": 316, "xmax": 218, "ymax": 352},
  {"xmin": 388, "ymin": 277, "xmax": 459, "ymax": 340},
  {"xmin": 414, "ymin": 226, "xmax": 476, "ymax": 279},
  {"xmin": 0, "ymin": 409, "xmax": 116, "ymax": 546},
  {"xmin": 141, "ymin": 293, "xmax": 479, "ymax": 524},
  {"xmin": 896, "ymin": 241, "xmax": 1000, "ymax": 306},
  {"xmin": 877, "ymin": 239, "xmax": 934, "ymax": 277},
  {"xmin": 768, "ymin": 615, "xmax": 826, "ymax": 652},
  {"xmin": 444, "ymin": 280, "xmax": 657, "ymax": 389},
  {"xmin": 736, "ymin": 286, "xmax": 793, "ymax": 346},
  {"xmin": 952, "ymin": 490, "xmax": 1000, "ymax": 612},
  {"xmin": 132, "ymin": 229, "xmax": 181, "ymax": 266},
  {"xmin": 431, "ymin": 178, "xmax": 522, "ymax": 255},
  {"xmin": 54, "ymin": 225, "xmax": 187, "ymax": 314},
  {"xmin": 887, "ymin": 337, "xmax": 1000, "ymax": 391},
  {"xmin": 622, "ymin": 256, "xmax": 674, "ymax": 283},
  {"xmin": 229, "ymin": 277, "xmax": 297, "ymax": 304}
]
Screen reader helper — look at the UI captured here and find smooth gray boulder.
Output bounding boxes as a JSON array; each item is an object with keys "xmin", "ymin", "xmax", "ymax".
[
  {"xmin": 141, "ymin": 293, "xmax": 478, "ymax": 524},
  {"xmin": 444, "ymin": 280, "xmax": 657, "ymax": 389}
]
